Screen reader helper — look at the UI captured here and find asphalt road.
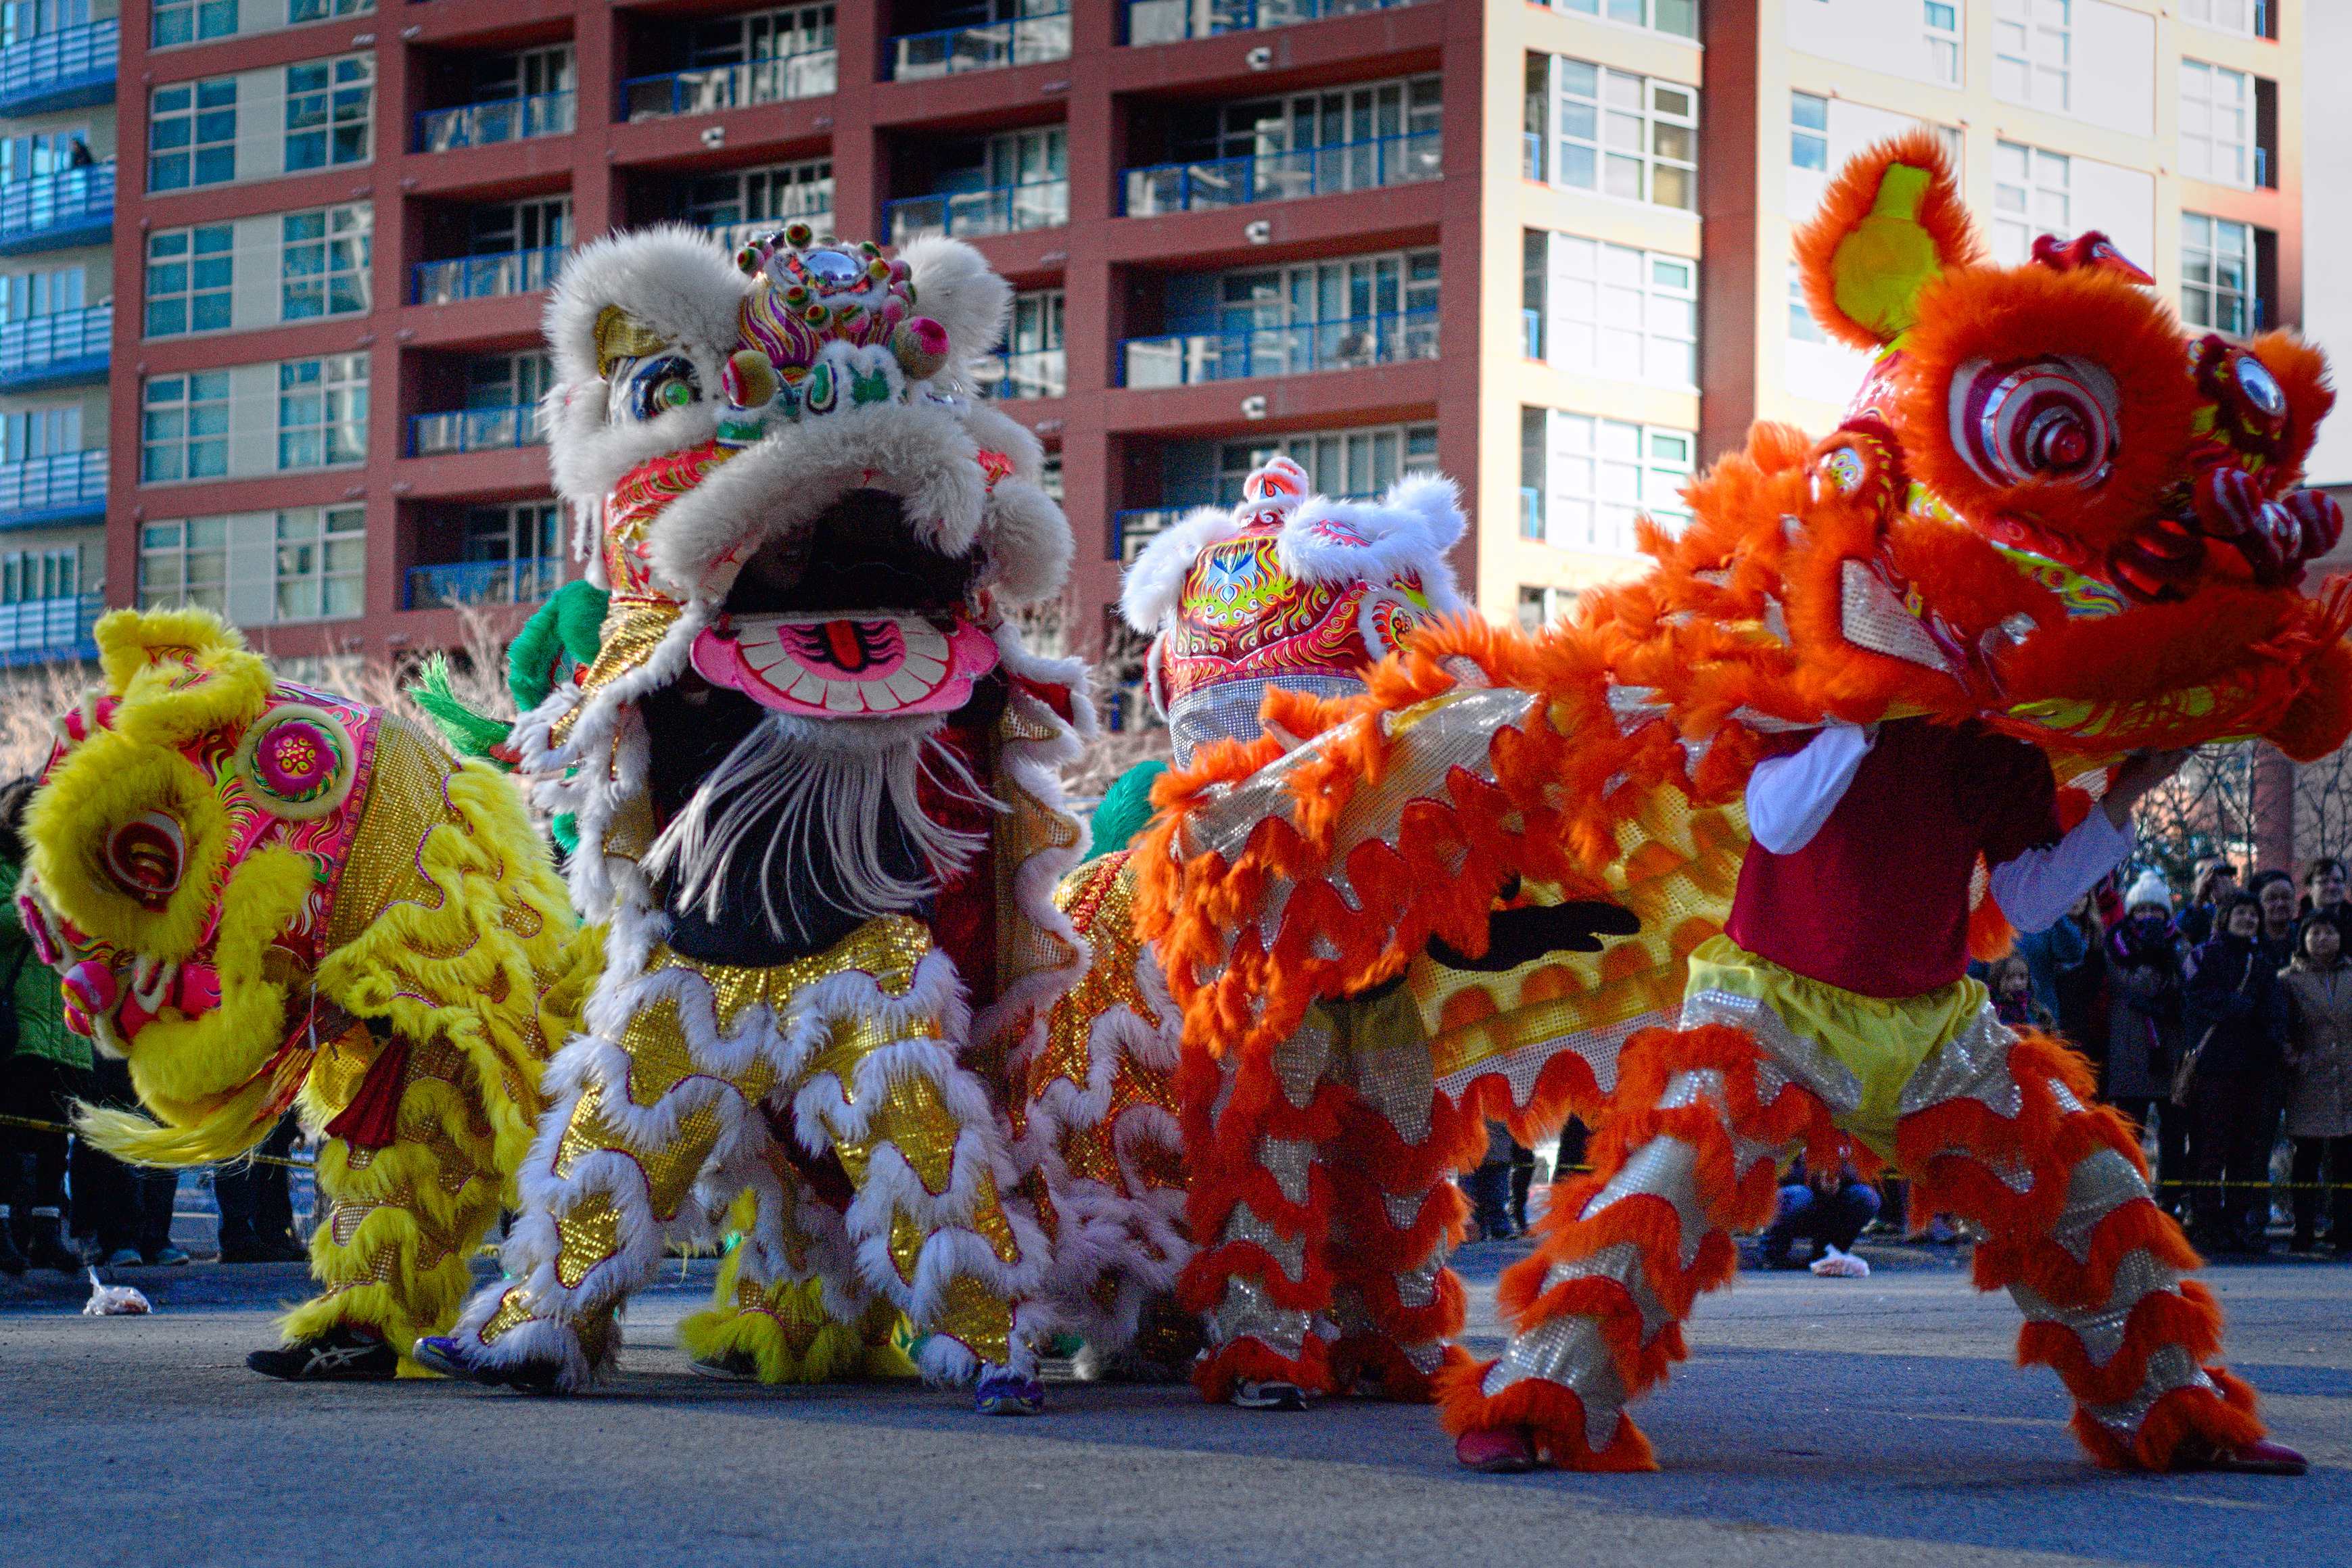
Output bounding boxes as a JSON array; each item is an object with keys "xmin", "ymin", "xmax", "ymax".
[{"xmin": 1, "ymin": 1243, "xmax": 2345, "ymax": 1568}]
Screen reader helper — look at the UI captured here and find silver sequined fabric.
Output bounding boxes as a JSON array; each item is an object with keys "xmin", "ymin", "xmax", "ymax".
[{"xmin": 1169, "ymin": 674, "xmax": 1366, "ymax": 769}]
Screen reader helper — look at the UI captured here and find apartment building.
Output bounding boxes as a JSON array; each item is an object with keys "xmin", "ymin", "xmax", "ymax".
[
  {"xmin": 0, "ymin": 0, "xmax": 116, "ymax": 666},
  {"xmin": 37, "ymin": 0, "xmax": 2306, "ymax": 675}
]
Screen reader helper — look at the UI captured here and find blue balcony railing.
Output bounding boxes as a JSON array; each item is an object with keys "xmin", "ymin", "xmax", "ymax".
[
  {"xmin": 1126, "ymin": 0, "xmax": 1427, "ymax": 45},
  {"xmin": 0, "ymin": 449, "xmax": 105, "ymax": 527},
  {"xmin": 0, "ymin": 161, "xmax": 113, "ymax": 255},
  {"xmin": 885, "ymin": 179, "xmax": 1068, "ymax": 244},
  {"xmin": 2255, "ymin": 145, "xmax": 2274, "ymax": 189},
  {"xmin": 411, "ymin": 247, "xmax": 566, "ymax": 306},
  {"xmin": 0, "ymin": 302, "xmax": 110, "ymax": 391},
  {"xmin": 619, "ymin": 48, "xmax": 839, "ymax": 121},
  {"xmin": 974, "ymin": 348, "xmax": 1065, "ymax": 401},
  {"xmin": 404, "ymin": 557, "xmax": 565, "ymax": 611},
  {"xmin": 892, "ymin": 6, "xmax": 1071, "ymax": 79},
  {"xmin": 1523, "ymin": 130, "xmax": 1543, "ymax": 181},
  {"xmin": 1123, "ymin": 309, "xmax": 1436, "ymax": 387},
  {"xmin": 408, "ymin": 404, "xmax": 548, "ymax": 457},
  {"xmin": 1522, "ymin": 306, "xmax": 1541, "ymax": 358},
  {"xmin": 0, "ymin": 590, "xmax": 100, "ymax": 666},
  {"xmin": 1520, "ymin": 485, "xmax": 1542, "ymax": 539},
  {"xmin": 415, "ymin": 91, "xmax": 576, "ymax": 152},
  {"xmin": 1122, "ymin": 130, "xmax": 1439, "ymax": 216},
  {"xmin": 0, "ymin": 18, "xmax": 116, "ymax": 118}
]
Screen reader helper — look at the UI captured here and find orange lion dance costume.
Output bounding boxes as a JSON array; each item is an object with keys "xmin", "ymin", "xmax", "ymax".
[{"xmin": 1131, "ymin": 133, "xmax": 2349, "ymax": 1473}]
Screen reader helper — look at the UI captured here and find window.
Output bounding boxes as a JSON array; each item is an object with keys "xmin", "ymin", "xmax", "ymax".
[
  {"xmin": 0, "ymin": 265, "xmax": 84, "ymax": 323},
  {"xmin": 1539, "ymin": 234, "xmax": 1697, "ymax": 387},
  {"xmin": 1924, "ymin": 1, "xmax": 1961, "ymax": 85},
  {"xmin": 1992, "ymin": 141, "xmax": 2069, "ymax": 265},
  {"xmin": 471, "ymin": 197, "xmax": 571, "ymax": 255},
  {"xmin": 1213, "ymin": 423, "xmax": 1438, "ymax": 505},
  {"xmin": 2180, "ymin": 61, "xmax": 2253, "ymax": 187},
  {"xmin": 0, "ymin": 128, "xmax": 92, "ymax": 185},
  {"xmin": 1549, "ymin": 56, "xmax": 1697, "ymax": 210},
  {"xmin": 2184, "ymin": 0, "xmax": 2267, "ymax": 37},
  {"xmin": 141, "ymin": 372, "xmax": 231, "ymax": 482},
  {"xmin": 2181, "ymin": 213, "xmax": 2257, "ymax": 336},
  {"xmin": 463, "ymin": 500, "xmax": 563, "ymax": 566},
  {"xmin": 0, "ymin": 405, "xmax": 77, "ymax": 461},
  {"xmin": 464, "ymin": 352, "xmax": 555, "ymax": 412},
  {"xmin": 282, "ymin": 206, "xmax": 372, "ymax": 320},
  {"xmin": 148, "ymin": 79, "xmax": 237, "ymax": 191},
  {"xmin": 289, "ymin": 0, "xmax": 375, "ymax": 20},
  {"xmin": 688, "ymin": 4, "xmax": 837, "ymax": 70},
  {"xmin": 151, "ymin": 0, "xmax": 235, "ymax": 47},
  {"xmin": 285, "ymin": 57, "xmax": 374, "ymax": 171},
  {"xmin": 0, "ymin": 546, "xmax": 79, "ymax": 606},
  {"xmin": 1992, "ymin": 0, "xmax": 2069, "ymax": 114},
  {"xmin": 137, "ymin": 518, "xmax": 227, "ymax": 611},
  {"xmin": 1547, "ymin": 0, "xmax": 1698, "ymax": 38},
  {"xmin": 275, "ymin": 506, "xmax": 365, "ymax": 621},
  {"xmin": 1789, "ymin": 268, "xmax": 1826, "ymax": 344},
  {"xmin": 1538, "ymin": 411, "xmax": 1693, "ymax": 555},
  {"xmin": 684, "ymin": 158, "xmax": 834, "ymax": 238},
  {"xmin": 1791, "ymin": 92, "xmax": 1827, "ymax": 172},
  {"xmin": 3, "ymin": 1, "xmax": 92, "ymax": 46},
  {"xmin": 143, "ymin": 225, "xmax": 232, "ymax": 337},
  {"xmin": 1517, "ymin": 586, "xmax": 1574, "ymax": 632},
  {"xmin": 277, "ymin": 354, "xmax": 369, "ymax": 469},
  {"xmin": 1520, "ymin": 406, "xmax": 1545, "ymax": 539}
]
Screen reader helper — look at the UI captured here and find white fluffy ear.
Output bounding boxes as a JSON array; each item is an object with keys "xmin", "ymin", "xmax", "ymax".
[
  {"xmin": 1117, "ymin": 506, "xmax": 1242, "ymax": 633},
  {"xmin": 1276, "ymin": 472, "xmax": 1471, "ymax": 614},
  {"xmin": 543, "ymin": 224, "xmax": 750, "ymax": 386},
  {"xmin": 901, "ymin": 235, "xmax": 1012, "ymax": 364}
]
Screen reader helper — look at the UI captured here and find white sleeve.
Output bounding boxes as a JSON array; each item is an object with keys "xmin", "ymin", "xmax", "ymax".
[
  {"xmin": 1987, "ymin": 807, "xmax": 2136, "ymax": 935},
  {"xmin": 1744, "ymin": 722, "xmax": 1875, "ymax": 855}
]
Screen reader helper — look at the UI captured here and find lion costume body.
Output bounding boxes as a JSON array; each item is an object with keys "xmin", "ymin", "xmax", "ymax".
[{"xmin": 16, "ymin": 611, "xmax": 592, "ymax": 1373}]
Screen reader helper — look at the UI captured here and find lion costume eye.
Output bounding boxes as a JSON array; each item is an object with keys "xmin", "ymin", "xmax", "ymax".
[
  {"xmin": 1948, "ymin": 355, "xmax": 2121, "ymax": 489},
  {"xmin": 103, "ymin": 809, "xmax": 186, "ymax": 909},
  {"xmin": 627, "ymin": 356, "xmax": 701, "ymax": 421}
]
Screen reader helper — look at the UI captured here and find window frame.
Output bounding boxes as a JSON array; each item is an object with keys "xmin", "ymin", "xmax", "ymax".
[
  {"xmin": 1547, "ymin": 55, "xmax": 1698, "ymax": 212},
  {"xmin": 281, "ymin": 203, "xmax": 373, "ymax": 321},
  {"xmin": 143, "ymin": 222, "xmax": 234, "ymax": 338},
  {"xmin": 139, "ymin": 370, "xmax": 231, "ymax": 483},
  {"xmin": 1991, "ymin": 139, "xmax": 2071, "ymax": 265},
  {"xmin": 276, "ymin": 352, "xmax": 370, "ymax": 471},
  {"xmin": 1536, "ymin": 231, "xmax": 1699, "ymax": 389},
  {"xmin": 137, "ymin": 516, "xmax": 229, "ymax": 612},
  {"xmin": 1534, "ymin": 408, "xmax": 1695, "ymax": 556},
  {"xmin": 2180, "ymin": 212, "xmax": 2258, "ymax": 337},
  {"xmin": 1991, "ymin": 0, "xmax": 2071, "ymax": 114},
  {"xmin": 283, "ymin": 55, "xmax": 375, "ymax": 173},
  {"xmin": 273, "ymin": 503, "xmax": 367, "ymax": 622},
  {"xmin": 147, "ymin": 77, "xmax": 237, "ymax": 192},
  {"xmin": 2179, "ymin": 59, "xmax": 2253, "ymax": 189}
]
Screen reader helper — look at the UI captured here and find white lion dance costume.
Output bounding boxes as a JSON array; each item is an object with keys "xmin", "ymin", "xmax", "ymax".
[{"xmin": 417, "ymin": 222, "xmax": 1089, "ymax": 1411}]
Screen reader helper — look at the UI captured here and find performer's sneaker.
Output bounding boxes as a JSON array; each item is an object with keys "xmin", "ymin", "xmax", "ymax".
[
  {"xmin": 688, "ymin": 1350, "xmax": 762, "ymax": 1381},
  {"xmin": 246, "ymin": 1325, "xmax": 397, "ymax": 1382},
  {"xmin": 1455, "ymin": 1426, "xmax": 1540, "ymax": 1473},
  {"xmin": 1229, "ymin": 1379, "xmax": 1311, "ymax": 1412},
  {"xmin": 974, "ymin": 1368, "xmax": 1045, "ymax": 1415},
  {"xmin": 2175, "ymin": 1436, "xmax": 2308, "ymax": 1476},
  {"xmin": 410, "ymin": 1333, "xmax": 566, "ymax": 1395}
]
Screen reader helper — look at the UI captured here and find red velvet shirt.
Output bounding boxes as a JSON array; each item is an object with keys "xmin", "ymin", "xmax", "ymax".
[{"xmin": 1724, "ymin": 718, "xmax": 2062, "ymax": 1000}]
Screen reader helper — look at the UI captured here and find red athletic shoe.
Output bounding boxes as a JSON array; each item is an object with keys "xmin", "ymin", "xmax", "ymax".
[
  {"xmin": 1455, "ymin": 1427, "xmax": 1540, "ymax": 1473},
  {"xmin": 2175, "ymin": 1437, "xmax": 2307, "ymax": 1476}
]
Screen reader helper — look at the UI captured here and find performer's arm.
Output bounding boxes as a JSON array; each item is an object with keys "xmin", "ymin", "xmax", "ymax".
[
  {"xmin": 1744, "ymin": 721, "xmax": 1875, "ymax": 855},
  {"xmin": 1988, "ymin": 748, "xmax": 2193, "ymax": 934}
]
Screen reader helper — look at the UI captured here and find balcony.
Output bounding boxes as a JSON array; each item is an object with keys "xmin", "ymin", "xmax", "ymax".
[
  {"xmin": 704, "ymin": 213, "xmax": 835, "ymax": 255},
  {"xmin": 0, "ymin": 162, "xmax": 113, "ymax": 256},
  {"xmin": 974, "ymin": 348, "xmax": 1065, "ymax": 400},
  {"xmin": 409, "ymin": 404, "xmax": 548, "ymax": 457},
  {"xmin": 404, "ymin": 557, "xmax": 565, "ymax": 611},
  {"xmin": 1122, "ymin": 132, "xmax": 1439, "ymax": 216},
  {"xmin": 1123, "ymin": 309, "xmax": 1436, "ymax": 387},
  {"xmin": 1113, "ymin": 506, "xmax": 1187, "ymax": 563},
  {"xmin": 1126, "ymin": 0, "xmax": 1427, "ymax": 45},
  {"xmin": 0, "ymin": 18, "xmax": 116, "ymax": 118},
  {"xmin": 885, "ymin": 179, "xmax": 1068, "ymax": 244},
  {"xmin": 891, "ymin": 6, "xmax": 1071, "ymax": 80},
  {"xmin": 619, "ymin": 49, "xmax": 839, "ymax": 122},
  {"xmin": 412, "ymin": 247, "xmax": 566, "ymax": 306},
  {"xmin": 0, "ymin": 591, "xmax": 100, "ymax": 667},
  {"xmin": 0, "ymin": 302, "xmax": 110, "ymax": 392},
  {"xmin": 0, "ymin": 450, "xmax": 105, "ymax": 529},
  {"xmin": 416, "ymin": 91, "xmax": 578, "ymax": 153}
]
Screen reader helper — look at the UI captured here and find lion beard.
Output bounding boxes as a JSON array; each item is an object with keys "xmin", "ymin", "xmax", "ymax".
[{"xmin": 642, "ymin": 711, "xmax": 1001, "ymax": 945}]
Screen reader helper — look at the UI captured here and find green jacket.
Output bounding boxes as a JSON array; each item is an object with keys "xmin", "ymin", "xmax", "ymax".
[{"xmin": 0, "ymin": 859, "xmax": 89, "ymax": 1071}]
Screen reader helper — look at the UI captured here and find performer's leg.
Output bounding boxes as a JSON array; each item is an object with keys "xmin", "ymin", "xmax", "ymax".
[
  {"xmin": 1898, "ymin": 1025, "xmax": 2276, "ymax": 1471},
  {"xmin": 1440, "ymin": 1024, "xmax": 1834, "ymax": 1471},
  {"xmin": 1177, "ymin": 1004, "xmax": 1343, "ymax": 1402},
  {"xmin": 281, "ymin": 1036, "xmax": 509, "ymax": 1376},
  {"xmin": 1324, "ymin": 985, "xmax": 1481, "ymax": 1402}
]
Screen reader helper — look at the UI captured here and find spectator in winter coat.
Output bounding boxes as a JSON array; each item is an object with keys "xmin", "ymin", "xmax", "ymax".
[
  {"xmin": 2278, "ymin": 909, "xmax": 2352, "ymax": 1254},
  {"xmin": 2015, "ymin": 899, "xmax": 2089, "ymax": 1032},
  {"xmin": 2183, "ymin": 893, "xmax": 2288, "ymax": 1254},
  {"xmin": 2251, "ymin": 870, "xmax": 2301, "ymax": 972},
  {"xmin": 2108, "ymin": 871, "xmax": 2188, "ymax": 1208},
  {"xmin": 2301, "ymin": 858, "xmax": 2349, "ymax": 923},
  {"xmin": 2180, "ymin": 859, "xmax": 2240, "ymax": 947},
  {"xmin": 1990, "ymin": 953, "xmax": 2054, "ymax": 1030}
]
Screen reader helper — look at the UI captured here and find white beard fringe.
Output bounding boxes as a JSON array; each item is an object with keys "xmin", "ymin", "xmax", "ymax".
[{"xmin": 642, "ymin": 711, "xmax": 1003, "ymax": 943}]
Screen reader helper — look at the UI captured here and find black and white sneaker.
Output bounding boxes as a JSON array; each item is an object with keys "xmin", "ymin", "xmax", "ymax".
[
  {"xmin": 246, "ymin": 1326, "xmax": 398, "ymax": 1382},
  {"xmin": 1230, "ymin": 1379, "xmax": 1311, "ymax": 1411}
]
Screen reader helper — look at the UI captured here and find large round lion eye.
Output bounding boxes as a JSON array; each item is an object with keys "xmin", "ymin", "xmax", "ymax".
[
  {"xmin": 1950, "ymin": 356, "xmax": 2121, "ymax": 488},
  {"xmin": 626, "ymin": 356, "xmax": 701, "ymax": 421},
  {"xmin": 103, "ymin": 810, "xmax": 185, "ymax": 909}
]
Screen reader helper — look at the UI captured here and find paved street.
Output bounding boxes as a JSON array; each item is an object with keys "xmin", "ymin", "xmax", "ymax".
[{"xmin": 1, "ymin": 1243, "xmax": 2345, "ymax": 1568}]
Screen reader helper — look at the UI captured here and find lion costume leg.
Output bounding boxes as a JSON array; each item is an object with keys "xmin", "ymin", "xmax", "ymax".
[
  {"xmin": 677, "ymin": 1184, "xmax": 915, "ymax": 1385},
  {"xmin": 283, "ymin": 1034, "xmax": 508, "ymax": 1375},
  {"xmin": 1438, "ymin": 1024, "xmax": 1827, "ymax": 1469},
  {"xmin": 1896, "ymin": 1025, "xmax": 2269, "ymax": 1470},
  {"xmin": 1324, "ymin": 984, "xmax": 1479, "ymax": 1402}
]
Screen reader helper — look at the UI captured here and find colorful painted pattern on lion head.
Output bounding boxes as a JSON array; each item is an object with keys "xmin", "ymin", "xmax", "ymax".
[{"xmin": 1120, "ymin": 460, "xmax": 1469, "ymax": 765}]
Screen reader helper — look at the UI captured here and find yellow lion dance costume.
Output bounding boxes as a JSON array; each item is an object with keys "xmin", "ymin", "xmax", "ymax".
[{"xmin": 16, "ymin": 609, "xmax": 593, "ymax": 1377}]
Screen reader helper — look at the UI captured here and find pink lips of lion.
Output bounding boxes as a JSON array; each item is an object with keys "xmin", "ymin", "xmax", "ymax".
[{"xmin": 690, "ymin": 612, "xmax": 1001, "ymax": 718}]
